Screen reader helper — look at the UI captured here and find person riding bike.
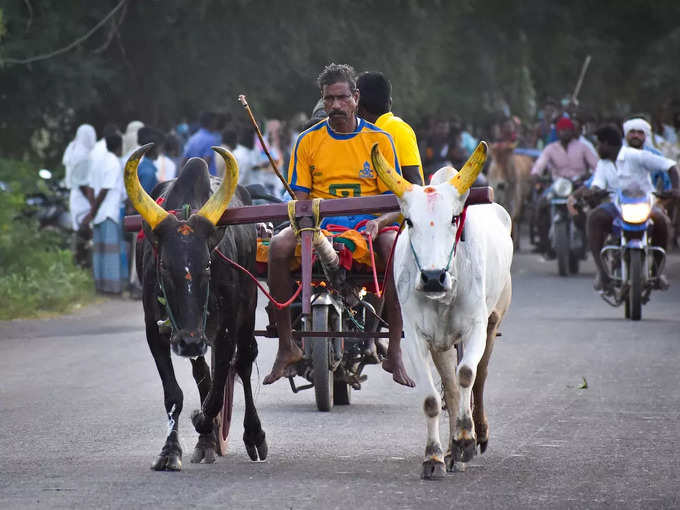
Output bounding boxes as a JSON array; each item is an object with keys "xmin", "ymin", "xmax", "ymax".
[
  {"xmin": 530, "ymin": 117, "xmax": 598, "ymax": 254},
  {"xmin": 264, "ymin": 63, "xmax": 415, "ymax": 387},
  {"xmin": 579, "ymin": 125, "xmax": 679, "ymax": 292}
]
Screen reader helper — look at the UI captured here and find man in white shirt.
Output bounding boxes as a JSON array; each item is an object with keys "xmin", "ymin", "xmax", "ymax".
[
  {"xmin": 586, "ymin": 125, "xmax": 678, "ymax": 291},
  {"xmin": 85, "ymin": 133, "xmax": 125, "ymax": 294},
  {"xmin": 155, "ymin": 134, "xmax": 178, "ymax": 182},
  {"xmin": 214, "ymin": 126, "xmax": 256, "ymax": 183}
]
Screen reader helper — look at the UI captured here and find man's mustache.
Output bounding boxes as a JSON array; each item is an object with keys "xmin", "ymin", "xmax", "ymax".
[{"xmin": 329, "ymin": 111, "xmax": 346, "ymax": 117}]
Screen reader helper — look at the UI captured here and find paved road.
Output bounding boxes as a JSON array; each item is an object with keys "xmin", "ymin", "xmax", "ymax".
[{"xmin": 1, "ymin": 250, "xmax": 679, "ymax": 509}]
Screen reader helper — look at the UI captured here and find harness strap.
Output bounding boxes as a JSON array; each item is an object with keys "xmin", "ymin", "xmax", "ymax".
[
  {"xmin": 365, "ymin": 222, "xmax": 404, "ymax": 298},
  {"xmin": 409, "ymin": 206, "xmax": 468, "ymax": 273},
  {"xmin": 287, "ymin": 198, "xmax": 324, "ymax": 238}
]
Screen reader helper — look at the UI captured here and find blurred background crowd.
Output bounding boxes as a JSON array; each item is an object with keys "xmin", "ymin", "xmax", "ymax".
[{"xmin": 2, "ymin": 0, "xmax": 680, "ymax": 316}]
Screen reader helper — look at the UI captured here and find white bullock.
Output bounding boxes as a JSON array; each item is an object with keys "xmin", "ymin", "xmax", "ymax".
[{"xmin": 371, "ymin": 142, "xmax": 513, "ymax": 479}]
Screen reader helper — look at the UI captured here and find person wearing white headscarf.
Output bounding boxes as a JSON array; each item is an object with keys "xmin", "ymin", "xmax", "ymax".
[
  {"xmin": 121, "ymin": 120, "xmax": 144, "ymax": 161},
  {"xmin": 62, "ymin": 124, "xmax": 97, "ymax": 230}
]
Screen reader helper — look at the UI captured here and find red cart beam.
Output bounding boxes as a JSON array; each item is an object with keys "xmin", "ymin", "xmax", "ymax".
[{"xmin": 124, "ymin": 186, "xmax": 494, "ymax": 232}]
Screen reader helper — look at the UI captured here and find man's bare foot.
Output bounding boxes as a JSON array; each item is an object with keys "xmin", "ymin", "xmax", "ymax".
[
  {"xmin": 382, "ymin": 355, "xmax": 415, "ymax": 387},
  {"xmin": 263, "ymin": 345, "xmax": 303, "ymax": 385}
]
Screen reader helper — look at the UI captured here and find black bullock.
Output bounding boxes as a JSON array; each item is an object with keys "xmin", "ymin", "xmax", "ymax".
[{"xmin": 125, "ymin": 145, "xmax": 266, "ymax": 470}]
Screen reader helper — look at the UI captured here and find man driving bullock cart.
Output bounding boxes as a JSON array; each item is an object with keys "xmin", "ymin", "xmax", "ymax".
[{"xmin": 264, "ymin": 63, "xmax": 421, "ymax": 388}]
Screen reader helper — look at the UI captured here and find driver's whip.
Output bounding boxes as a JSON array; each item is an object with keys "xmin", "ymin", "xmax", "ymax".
[{"xmin": 238, "ymin": 94, "xmax": 295, "ymax": 197}]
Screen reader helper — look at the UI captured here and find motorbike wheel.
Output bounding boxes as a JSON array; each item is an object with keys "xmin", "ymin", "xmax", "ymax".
[
  {"xmin": 211, "ymin": 348, "xmax": 235, "ymax": 456},
  {"xmin": 311, "ymin": 305, "xmax": 334, "ymax": 412},
  {"xmin": 555, "ymin": 222, "xmax": 570, "ymax": 276},
  {"xmin": 628, "ymin": 250, "xmax": 643, "ymax": 321}
]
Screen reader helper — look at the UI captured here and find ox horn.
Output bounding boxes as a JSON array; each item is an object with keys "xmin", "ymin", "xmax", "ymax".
[
  {"xmin": 370, "ymin": 143, "xmax": 413, "ymax": 198},
  {"xmin": 450, "ymin": 141, "xmax": 488, "ymax": 194},
  {"xmin": 124, "ymin": 143, "xmax": 169, "ymax": 230},
  {"xmin": 196, "ymin": 146, "xmax": 239, "ymax": 225}
]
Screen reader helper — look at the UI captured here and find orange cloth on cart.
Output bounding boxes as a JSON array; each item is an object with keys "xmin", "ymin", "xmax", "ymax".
[{"xmin": 255, "ymin": 229, "xmax": 382, "ymax": 275}]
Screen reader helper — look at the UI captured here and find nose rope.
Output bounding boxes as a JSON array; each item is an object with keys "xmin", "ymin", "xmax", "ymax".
[{"xmin": 408, "ymin": 206, "xmax": 467, "ymax": 273}]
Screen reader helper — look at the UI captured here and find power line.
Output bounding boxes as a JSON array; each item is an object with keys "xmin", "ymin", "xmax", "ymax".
[{"xmin": 2, "ymin": 0, "xmax": 127, "ymax": 65}]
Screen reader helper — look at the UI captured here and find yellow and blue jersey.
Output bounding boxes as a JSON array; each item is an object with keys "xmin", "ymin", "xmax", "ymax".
[{"xmin": 288, "ymin": 117, "xmax": 401, "ymax": 199}]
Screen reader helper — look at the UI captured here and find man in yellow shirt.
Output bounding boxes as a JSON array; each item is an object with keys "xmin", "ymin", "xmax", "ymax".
[
  {"xmin": 264, "ymin": 63, "xmax": 415, "ymax": 387},
  {"xmin": 357, "ymin": 71, "xmax": 424, "ymax": 186}
]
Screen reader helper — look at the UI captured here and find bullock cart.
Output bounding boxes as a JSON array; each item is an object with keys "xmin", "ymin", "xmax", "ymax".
[{"xmin": 125, "ymin": 187, "xmax": 493, "ymax": 451}]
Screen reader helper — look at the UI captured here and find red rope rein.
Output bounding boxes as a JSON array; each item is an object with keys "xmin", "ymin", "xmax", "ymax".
[
  {"xmin": 213, "ymin": 222, "xmax": 404, "ymax": 308},
  {"xmin": 213, "ymin": 248, "xmax": 304, "ymax": 310}
]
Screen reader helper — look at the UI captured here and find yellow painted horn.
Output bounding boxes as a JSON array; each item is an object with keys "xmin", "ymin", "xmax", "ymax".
[
  {"xmin": 124, "ymin": 143, "xmax": 169, "ymax": 230},
  {"xmin": 450, "ymin": 141, "xmax": 488, "ymax": 194},
  {"xmin": 370, "ymin": 143, "xmax": 413, "ymax": 198},
  {"xmin": 196, "ymin": 146, "xmax": 239, "ymax": 225}
]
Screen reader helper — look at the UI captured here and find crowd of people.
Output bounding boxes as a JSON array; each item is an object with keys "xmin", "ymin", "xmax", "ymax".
[
  {"xmin": 60, "ymin": 108, "xmax": 313, "ymax": 297},
  {"xmin": 60, "ymin": 68, "xmax": 680, "ymax": 301}
]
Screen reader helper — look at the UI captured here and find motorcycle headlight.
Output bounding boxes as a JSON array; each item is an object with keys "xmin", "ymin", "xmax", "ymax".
[
  {"xmin": 621, "ymin": 202, "xmax": 651, "ymax": 223},
  {"xmin": 553, "ymin": 178, "xmax": 573, "ymax": 197}
]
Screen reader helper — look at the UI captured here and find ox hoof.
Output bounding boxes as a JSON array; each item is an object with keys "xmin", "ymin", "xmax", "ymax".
[
  {"xmin": 478, "ymin": 439, "xmax": 488, "ymax": 454},
  {"xmin": 191, "ymin": 434, "xmax": 217, "ymax": 464},
  {"xmin": 421, "ymin": 459, "xmax": 446, "ymax": 480},
  {"xmin": 245, "ymin": 432, "xmax": 268, "ymax": 461},
  {"xmin": 151, "ymin": 445, "xmax": 182, "ymax": 471},
  {"xmin": 191, "ymin": 409, "xmax": 213, "ymax": 434},
  {"xmin": 444, "ymin": 452, "xmax": 467, "ymax": 473},
  {"xmin": 451, "ymin": 438, "xmax": 477, "ymax": 463}
]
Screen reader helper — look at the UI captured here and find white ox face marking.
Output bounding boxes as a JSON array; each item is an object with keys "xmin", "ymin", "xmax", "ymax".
[{"xmin": 399, "ymin": 178, "xmax": 468, "ymax": 301}]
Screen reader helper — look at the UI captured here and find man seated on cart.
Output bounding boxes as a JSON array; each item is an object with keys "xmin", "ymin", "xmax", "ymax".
[{"xmin": 263, "ymin": 63, "xmax": 415, "ymax": 387}]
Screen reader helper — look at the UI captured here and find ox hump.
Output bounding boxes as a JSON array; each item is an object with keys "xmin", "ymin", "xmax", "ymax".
[{"xmin": 429, "ymin": 166, "xmax": 457, "ymax": 185}]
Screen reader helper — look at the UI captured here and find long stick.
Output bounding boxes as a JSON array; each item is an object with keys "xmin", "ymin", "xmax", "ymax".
[
  {"xmin": 571, "ymin": 55, "xmax": 592, "ymax": 105},
  {"xmin": 238, "ymin": 94, "xmax": 295, "ymax": 197}
]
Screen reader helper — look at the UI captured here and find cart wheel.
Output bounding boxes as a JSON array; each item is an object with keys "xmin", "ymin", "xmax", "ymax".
[
  {"xmin": 311, "ymin": 305, "xmax": 333, "ymax": 412},
  {"xmin": 212, "ymin": 349, "xmax": 235, "ymax": 456}
]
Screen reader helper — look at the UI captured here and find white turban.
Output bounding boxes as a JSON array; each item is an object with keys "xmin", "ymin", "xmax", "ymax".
[{"xmin": 623, "ymin": 118, "xmax": 651, "ymax": 139}]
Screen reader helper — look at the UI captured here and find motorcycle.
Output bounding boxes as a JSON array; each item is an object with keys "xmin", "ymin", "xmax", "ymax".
[
  {"xmin": 599, "ymin": 188, "xmax": 667, "ymax": 320},
  {"xmin": 23, "ymin": 169, "xmax": 72, "ymax": 234},
  {"xmin": 547, "ymin": 176, "xmax": 588, "ymax": 276}
]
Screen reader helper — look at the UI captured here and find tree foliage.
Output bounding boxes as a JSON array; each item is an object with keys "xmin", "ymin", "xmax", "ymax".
[{"xmin": 1, "ymin": 0, "xmax": 679, "ymax": 164}]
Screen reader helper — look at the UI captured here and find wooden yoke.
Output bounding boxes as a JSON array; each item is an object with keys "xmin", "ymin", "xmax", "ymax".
[{"xmin": 123, "ymin": 186, "xmax": 494, "ymax": 232}]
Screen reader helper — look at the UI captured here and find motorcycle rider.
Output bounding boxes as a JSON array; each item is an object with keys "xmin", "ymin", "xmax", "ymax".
[
  {"xmin": 583, "ymin": 125, "xmax": 679, "ymax": 292},
  {"xmin": 530, "ymin": 116, "xmax": 599, "ymax": 254}
]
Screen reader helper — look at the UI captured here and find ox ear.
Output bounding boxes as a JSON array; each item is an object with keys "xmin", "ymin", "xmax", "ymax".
[
  {"xmin": 449, "ymin": 141, "xmax": 488, "ymax": 195},
  {"xmin": 195, "ymin": 146, "xmax": 239, "ymax": 225}
]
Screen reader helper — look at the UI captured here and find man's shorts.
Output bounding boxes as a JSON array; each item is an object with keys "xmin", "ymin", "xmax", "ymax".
[{"xmin": 320, "ymin": 214, "xmax": 377, "ymax": 231}]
